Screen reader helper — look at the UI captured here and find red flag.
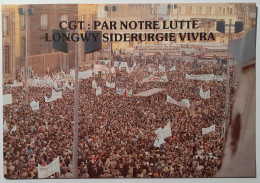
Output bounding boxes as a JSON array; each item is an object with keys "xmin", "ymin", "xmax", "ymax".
[{"xmin": 124, "ymin": 89, "xmax": 127, "ymax": 97}]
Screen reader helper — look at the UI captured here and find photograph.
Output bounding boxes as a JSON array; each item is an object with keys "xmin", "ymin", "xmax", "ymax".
[{"xmin": 1, "ymin": 2, "xmax": 257, "ymax": 179}]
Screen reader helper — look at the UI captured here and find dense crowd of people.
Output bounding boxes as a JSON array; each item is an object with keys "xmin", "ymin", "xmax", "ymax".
[{"xmin": 3, "ymin": 55, "xmax": 236, "ymax": 179}]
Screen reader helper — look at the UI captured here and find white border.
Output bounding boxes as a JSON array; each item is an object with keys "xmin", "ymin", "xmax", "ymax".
[{"xmin": 0, "ymin": 0, "xmax": 259, "ymax": 183}]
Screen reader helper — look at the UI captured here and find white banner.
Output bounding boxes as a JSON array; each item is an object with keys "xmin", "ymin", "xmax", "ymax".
[
  {"xmin": 200, "ymin": 87, "xmax": 210, "ymax": 99},
  {"xmin": 167, "ymin": 95, "xmax": 190, "ymax": 108},
  {"xmin": 161, "ymin": 122, "xmax": 172, "ymax": 139},
  {"xmin": 3, "ymin": 121, "xmax": 8, "ymax": 132},
  {"xmin": 96, "ymin": 87, "xmax": 102, "ymax": 96},
  {"xmin": 154, "ymin": 128, "xmax": 164, "ymax": 147},
  {"xmin": 10, "ymin": 125, "xmax": 17, "ymax": 134},
  {"xmin": 52, "ymin": 90, "xmax": 62, "ymax": 99},
  {"xmin": 45, "ymin": 90, "xmax": 62, "ymax": 103},
  {"xmin": 186, "ymin": 74, "xmax": 224, "ymax": 81},
  {"xmin": 92, "ymin": 80, "xmax": 97, "ymax": 89},
  {"xmin": 79, "ymin": 69, "xmax": 92, "ymax": 79},
  {"xmin": 202, "ymin": 124, "xmax": 216, "ymax": 135},
  {"xmin": 160, "ymin": 75, "xmax": 168, "ymax": 82},
  {"xmin": 170, "ymin": 65, "xmax": 176, "ymax": 71},
  {"xmin": 5, "ymin": 80, "xmax": 23, "ymax": 87},
  {"xmin": 3, "ymin": 94, "xmax": 12, "ymax": 105},
  {"xmin": 38, "ymin": 156, "xmax": 60, "ymax": 178},
  {"xmin": 64, "ymin": 81, "xmax": 74, "ymax": 90},
  {"xmin": 116, "ymin": 88, "xmax": 132, "ymax": 96},
  {"xmin": 111, "ymin": 67, "xmax": 115, "ymax": 74},
  {"xmin": 159, "ymin": 64, "xmax": 165, "ymax": 72},
  {"xmin": 116, "ymin": 88, "xmax": 125, "ymax": 95},
  {"xmin": 126, "ymin": 67, "xmax": 133, "ymax": 74},
  {"xmin": 30, "ymin": 101, "xmax": 39, "ymax": 111},
  {"xmin": 93, "ymin": 64, "xmax": 109, "ymax": 72},
  {"xmin": 154, "ymin": 122, "xmax": 172, "ymax": 147},
  {"xmin": 106, "ymin": 81, "xmax": 115, "ymax": 88}
]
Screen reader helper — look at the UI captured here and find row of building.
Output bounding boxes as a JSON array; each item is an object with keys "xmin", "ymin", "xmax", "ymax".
[{"xmin": 2, "ymin": 4, "xmax": 256, "ymax": 82}]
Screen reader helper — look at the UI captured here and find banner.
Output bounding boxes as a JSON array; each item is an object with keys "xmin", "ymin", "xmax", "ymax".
[
  {"xmin": 160, "ymin": 75, "xmax": 168, "ymax": 82},
  {"xmin": 30, "ymin": 101, "xmax": 39, "ymax": 111},
  {"xmin": 52, "ymin": 90, "xmax": 62, "ymax": 99},
  {"xmin": 3, "ymin": 94, "xmax": 12, "ymax": 105},
  {"xmin": 167, "ymin": 95, "xmax": 190, "ymax": 108},
  {"xmin": 202, "ymin": 124, "xmax": 216, "ymax": 135},
  {"xmin": 93, "ymin": 64, "xmax": 109, "ymax": 72},
  {"xmin": 96, "ymin": 87, "xmax": 102, "ymax": 96},
  {"xmin": 126, "ymin": 66, "xmax": 133, "ymax": 74},
  {"xmin": 45, "ymin": 90, "xmax": 62, "ymax": 103},
  {"xmin": 38, "ymin": 156, "xmax": 60, "ymax": 178},
  {"xmin": 10, "ymin": 125, "xmax": 17, "ymax": 134},
  {"xmin": 106, "ymin": 81, "xmax": 115, "ymax": 88},
  {"xmin": 159, "ymin": 64, "xmax": 165, "ymax": 72},
  {"xmin": 170, "ymin": 65, "xmax": 176, "ymax": 71},
  {"xmin": 79, "ymin": 69, "xmax": 92, "ymax": 79},
  {"xmin": 111, "ymin": 67, "xmax": 115, "ymax": 74},
  {"xmin": 5, "ymin": 80, "xmax": 23, "ymax": 87},
  {"xmin": 161, "ymin": 122, "xmax": 172, "ymax": 139},
  {"xmin": 186, "ymin": 74, "xmax": 224, "ymax": 81},
  {"xmin": 3, "ymin": 121, "xmax": 8, "ymax": 132},
  {"xmin": 64, "ymin": 81, "xmax": 74, "ymax": 90},
  {"xmin": 200, "ymin": 87, "xmax": 210, "ymax": 99},
  {"xmin": 92, "ymin": 80, "xmax": 97, "ymax": 89},
  {"xmin": 154, "ymin": 122, "xmax": 172, "ymax": 147},
  {"xmin": 116, "ymin": 88, "xmax": 133, "ymax": 96},
  {"xmin": 154, "ymin": 128, "xmax": 165, "ymax": 147},
  {"xmin": 116, "ymin": 88, "xmax": 125, "ymax": 95}
]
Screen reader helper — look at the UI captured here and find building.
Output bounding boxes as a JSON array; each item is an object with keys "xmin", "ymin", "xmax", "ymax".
[
  {"xmin": 2, "ymin": 5, "xmax": 20, "ymax": 82},
  {"xmin": 2, "ymin": 4, "xmax": 99, "ymax": 81}
]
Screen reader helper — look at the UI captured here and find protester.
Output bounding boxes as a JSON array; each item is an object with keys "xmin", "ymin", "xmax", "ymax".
[{"xmin": 3, "ymin": 55, "xmax": 236, "ymax": 178}]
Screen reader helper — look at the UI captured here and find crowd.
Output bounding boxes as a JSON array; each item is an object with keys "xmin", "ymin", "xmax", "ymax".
[{"xmin": 3, "ymin": 55, "xmax": 236, "ymax": 179}]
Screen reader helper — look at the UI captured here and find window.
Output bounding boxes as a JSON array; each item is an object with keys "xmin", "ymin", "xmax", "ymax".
[
  {"xmin": 192, "ymin": 7, "xmax": 196, "ymax": 14},
  {"xmin": 211, "ymin": 7, "xmax": 215, "ymax": 14},
  {"xmin": 40, "ymin": 37, "xmax": 49, "ymax": 54},
  {"xmin": 40, "ymin": 13, "xmax": 48, "ymax": 29},
  {"xmin": 20, "ymin": 14, "xmax": 25, "ymax": 29},
  {"xmin": 61, "ymin": 14, "xmax": 68, "ymax": 29},
  {"xmin": 4, "ymin": 46, "xmax": 10, "ymax": 74},
  {"xmin": 21, "ymin": 37, "xmax": 26, "ymax": 57},
  {"xmin": 202, "ymin": 7, "xmax": 206, "ymax": 14},
  {"xmin": 230, "ymin": 8, "xmax": 232, "ymax": 14},
  {"xmin": 3, "ymin": 16, "xmax": 8, "ymax": 36},
  {"xmin": 180, "ymin": 7, "xmax": 186, "ymax": 15},
  {"xmin": 223, "ymin": 8, "xmax": 225, "ymax": 15}
]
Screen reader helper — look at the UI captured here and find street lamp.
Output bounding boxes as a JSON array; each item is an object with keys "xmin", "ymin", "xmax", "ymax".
[
  {"xmin": 105, "ymin": 5, "xmax": 116, "ymax": 81},
  {"xmin": 19, "ymin": 8, "xmax": 34, "ymax": 105},
  {"xmin": 216, "ymin": 20, "xmax": 244, "ymax": 137}
]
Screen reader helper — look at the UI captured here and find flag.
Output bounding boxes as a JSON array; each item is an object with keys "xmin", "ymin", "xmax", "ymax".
[
  {"xmin": 96, "ymin": 87, "xmax": 102, "ymax": 96},
  {"xmin": 92, "ymin": 80, "xmax": 97, "ymax": 89},
  {"xmin": 10, "ymin": 125, "xmax": 17, "ymax": 134},
  {"xmin": 199, "ymin": 87, "xmax": 210, "ymax": 99},
  {"xmin": 38, "ymin": 156, "xmax": 60, "ymax": 178},
  {"xmin": 161, "ymin": 122, "xmax": 172, "ymax": 139},
  {"xmin": 3, "ymin": 121, "xmax": 8, "ymax": 132}
]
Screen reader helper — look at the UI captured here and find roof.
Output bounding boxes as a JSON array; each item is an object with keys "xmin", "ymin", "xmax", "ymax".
[{"xmin": 134, "ymin": 88, "xmax": 166, "ymax": 97}]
